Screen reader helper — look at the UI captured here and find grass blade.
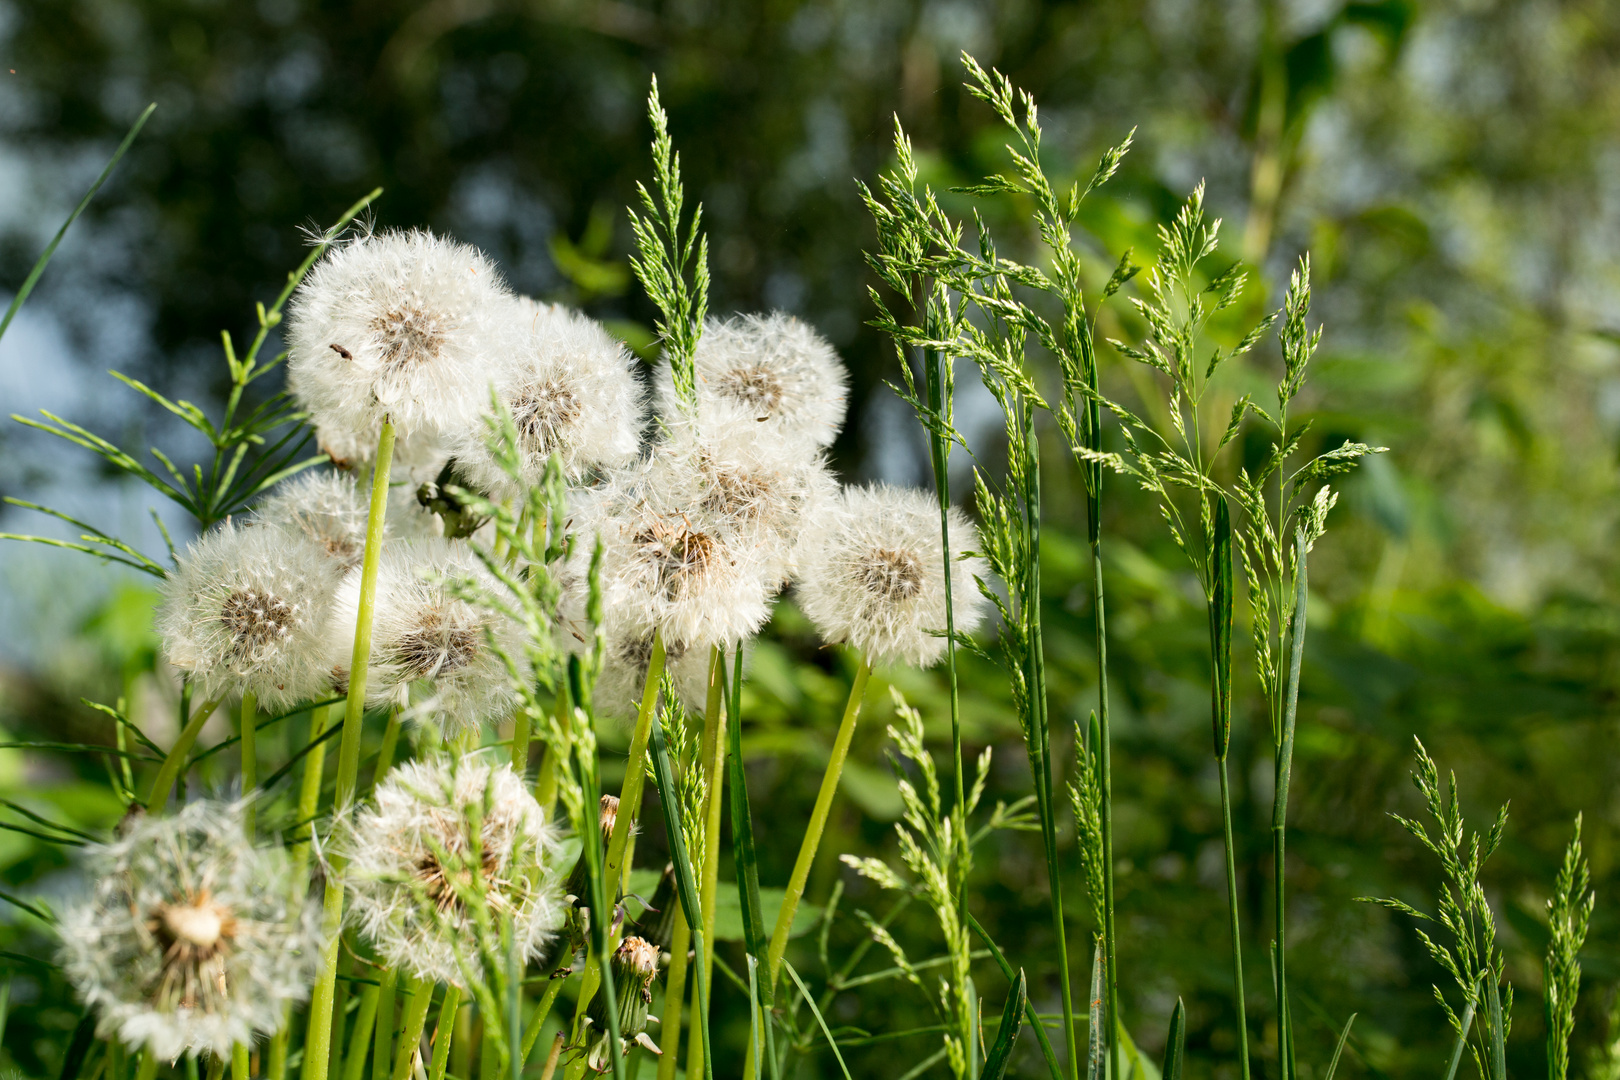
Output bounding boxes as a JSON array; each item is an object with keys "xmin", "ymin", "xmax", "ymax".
[
  {"xmin": 982, "ymin": 967, "xmax": 1028, "ymax": 1080},
  {"xmin": 57, "ymin": 1012, "xmax": 96, "ymax": 1080},
  {"xmin": 648, "ymin": 712, "xmax": 714, "ymax": 1080},
  {"xmin": 1161, "ymin": 999, "xmax": 1186, "ymax": 1080},
  {"xmin": 968, "ymin": 912, "xmax": 1062, "ymax": 1080},
  {"xmin": 0, "ymin": 103, "xmax": 154, "ymax": 346},
  {"xmin": 783, "ymin": 959, "xmax": 852, "ymax": 1080},
  {"xmin": 1443, "ymin": 990, "xmax": 1480, "ymax": 1080},
  {"xmin": 724, "ymin": 653, "xmax": 769, "ymax": 965},
  {"xmin": 1323, "ymin": 1013, "xmax": 1356, "ymax": 1080}
]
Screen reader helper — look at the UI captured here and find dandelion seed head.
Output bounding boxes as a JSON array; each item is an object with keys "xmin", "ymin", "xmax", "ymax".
[
  {"xmin": 795, "ymin": 484, "xmax": 989, "ymax": 668},
  {"xmin": 157, "ymin": 522, "xmax": 340, "ymax": 710},
  {"xmin": 287, "ymin": 229, "xmax": 513, "ymax": 445},
  {"xmin": 341, "ymin": 755, "xmax": 568, "ymax": 987},
  {"xmin": 326, "ymin": 538, "xmax": 522, "ymax": 735},
  {"xmin": 451, "ymin": 298, "xmax": 645, "ymax": 495},
  {"xmin": 656, "ymin": 312, "xmax": 847, "ymax": 448},
  {"xmin": 564, "ymin": 478, "xmax": 774, "ymax": 651},
  {"xmin": 58, "ymin": 800, "xmax": 324, "ymax": 1060}
]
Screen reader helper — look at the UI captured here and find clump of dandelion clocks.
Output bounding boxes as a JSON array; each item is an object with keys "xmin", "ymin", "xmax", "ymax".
[
  {"xmin": 657, "ymin": 312, "xmax": 848, "ymax": 448},
  {"xmin": 450, "ymin": 297, "xmax": 645, "ymax": 494},
  {"xmin": 796, "ymin": 484, "xmax": 988, "ymax": 668},
  {"xmin": 286, "ymin": 229, "xmax": 515, "ymax": 448},
  {"xmin": 341, "ymin": 755, "xmax": 568, "ymax": 986},
  {"xmin": 326, "ymin": 538, "xmax": 521, "ymax": 733},
  {"xmin": 58, "ymin": 800, "xmax": 324, "ymax": 1061},
  {"xmin": 157, "ymin": 521, "xmax": 341, "ymax": 710}
]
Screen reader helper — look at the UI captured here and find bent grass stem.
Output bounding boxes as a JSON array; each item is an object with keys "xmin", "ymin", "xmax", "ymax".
[{"xmin": 145, "ymin": 693, "xmax": 222, "ymax": 812}]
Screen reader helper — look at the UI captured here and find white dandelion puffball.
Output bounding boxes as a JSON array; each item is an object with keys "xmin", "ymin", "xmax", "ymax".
[
  {"xmin": 287, "ymin": 229, "xmax": 514, "ymax": 447},
  {"xmin": 644, "ymin": 422, "xmax": 836, "ymax": 587},
  {"xmin": 450, "ymin": 298, "xmax": 645, "ymax": 494},
  {"xmin": 310, "ymin": 419, "xmax": 449, "ymax": 488},
  {"xmin": 341, "ymin": 755, "xmax": 569, "ymax": 986},
  {"xmin": 657, "ymin": 312, "xmax": 848, "ymax": 449},
  {"xmin": 255, "ymin": 471, "xmax": 373, "ymax": 568},
  {"xmin": 566, "ymin": 478, "xmax": 775, "ymax": 652},
  {"xmin": 326, "ymin": 538, "xmax": 521, "ymax": 734},
  {"xmin": 584, "ymin": 620, "xmax": 734, "ymax": 720},
  {"xmin": 58, "ymin": 799, "xmax": 324, "ymax": 1061},
  {"xmin": 157, "ymin": 522, "xmax": 341, "ymax": 710},
  {"xmin": 796, "ymin": 484, "xmax": 989, "ymax": 668}
]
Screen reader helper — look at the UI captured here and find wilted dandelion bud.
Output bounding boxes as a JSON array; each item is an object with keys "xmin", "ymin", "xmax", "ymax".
[
  {"xmin": 659, "ymin": 312, "xmax": 847, "ymax": 449},
  {"xmin": 341, "ymin": 755, "xmax": 568, "ymax": 986},
  {"xmin": 286, "ymin": 229, "xmax": 513, "ymax": 447},
  {"xmin": 58, "ymin": 800, "xmax": 324, "ymax": 1061},
  {"xmin": 451, "ymin": 298, "xmax": 645, "ymax": 494},
  {"xmin": 327, "ymin": 538, "xmax": 522, "ymax": 734},
  {"xmin": 796, "ymin": 484, "xmax": 988, "ymax": 668},
  {"xmin": 585, "ymin": 935, "xmax": 663, "ymax": 1069},
  {"xmin": 157, "ymin": 522, "xmax": 340, "ymax": 710}
]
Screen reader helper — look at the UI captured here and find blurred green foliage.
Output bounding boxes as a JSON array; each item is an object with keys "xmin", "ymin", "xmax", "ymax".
[{"xmin": 3, "ymin": 0, "xmax": 1620, "ymax": 1077}]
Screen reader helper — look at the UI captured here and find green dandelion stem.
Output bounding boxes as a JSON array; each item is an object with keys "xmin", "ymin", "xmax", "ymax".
[{"xmin": 145, "ymin": 692, "xmax": 221, "ymax": 812}]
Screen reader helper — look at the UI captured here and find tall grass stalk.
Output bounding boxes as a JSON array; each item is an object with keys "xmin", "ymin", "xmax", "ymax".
[
  {"xmin": 676, "ymin": 647, "xmax": 729, "ymax": 1080},
  {"xmin": 303, "ymin": 419, "xmax": 396, "ymax": 1080}
]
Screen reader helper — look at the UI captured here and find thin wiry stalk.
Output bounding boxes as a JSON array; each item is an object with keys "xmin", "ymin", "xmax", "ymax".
[
  {"xmin": 145, "ymin": 690, "xmax": 221, "ymax": 811},
  {"xmin": 304, "ymin": 418, "xmax": 395, "ymax": 1080},
  {"xmin": 1272, "ymin": 529, "xmax": 1308, "ymax": 1080},
  {"xmin": 681, "ymin": 646, "xmax": 729, "ymax": 1080}
]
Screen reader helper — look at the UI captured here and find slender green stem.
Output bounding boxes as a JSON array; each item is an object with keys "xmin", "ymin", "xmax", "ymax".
[
  {"xmin": 371, "ymin": 970, "xmax": 398, "ymax": 1080},
  {"xmin": 341, "ymin": 983, "xmax": 382, "ymax": 1080},
  {"xmin": 519, "ymin": 977, "xmax": 567, "ymax": 1065},
  {"xmin": 232, "ymin": 1044, "xmax": 249, "ymax": 1080},
  {"xmin": 145, "ymin": 694, "xmax": 222, "ymax": 811},
  {"xmin": 390, "ymin": 978, "xmax": 434, "ymax": 1080},
  {"xmin": 239, "ymin": 692, "xmax": 258, "ymax": 837},
  {"xmin": 1091, "ymin": 544, "xmax": 1117, "ymax": 1075},
  {"xmin": 1272, "ymin": 531, "xmax": 1307, "ymax": 1080},
  {"xmin": 566, "ymin": 632, "xmax": 666, "ymax": 1052},
  {"xmin": 660, "ymin": 906, "xmax": 692, "ymax": 1080},
  {"xmin": 765, "ymin": 658, "xmax": 870, "ymax": 992},
  {"xmin": 682, "ymin": 646, "xmax": 728, "ymax": 1080},
  {"xmin": 1024, "ymin": 416, "xmax": 1078, "ymax": 1080},
  {"xmin": 1218, "ymin": 760, "xmax": 1251, "ymax": 1080},
  {"xmin": 136, "ymin": 1049, "xmax": 160, "ymax": 1080},
  {"xmin": 533, "ymin": 697, "xmax": 570, "ymax": 816},
  {"xmin": 304, "ymin": 420, "xmax": 395, "ymax": 1080},
  {"xmin": 429, "ymin": 985, "xmax": 461, "ymax": 1080}
]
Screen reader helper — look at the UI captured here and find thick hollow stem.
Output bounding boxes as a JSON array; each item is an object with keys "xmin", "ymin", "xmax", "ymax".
[
  {"xmin": 520, "ymin": 977, "xmax": 567, "ymax": 1065},
  {"xmin": 658, "ymin": 910, "xmax": 692, "ymax": 1080},
  {"xmin": 371, "ymin": 970, "xmax": 398, "ymax": 1080},
  {"xmin": 145, "ymin": 694, "xmax": 221, "ymax": 811},
  {"xmin": 682, "ymin": 646, "xmax": 728, "ymax": 1080},
  {"xmin": 340, "ymin": 983, "xmax": 382, "ymax": 1080},
  {"xmin": 429, "ymin": 985, "xmax": 462, "ymax": 1080},
  {"xmin": 765, "ymin": 658, "xmax": 870, "ymax": 992},
  {"xmin": 239, "ymin": 692, "xmax": 258, "ymax": 837},
  {"xmin": 304, "ymin": 419, "xmax": 395, "ymax": 1080},
  {"xmin": 1218, "ymin": 760, "xmax": 1252, "ymax": 1080},
  {"xmin": 232, "ymin": 1044, "xmax": 250, "ymax": 1080}
]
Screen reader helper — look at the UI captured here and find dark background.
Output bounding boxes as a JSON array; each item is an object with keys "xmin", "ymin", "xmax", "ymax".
[{"xmin": 2, "ymin": 0, "xmax": 1620, "ymax": 1077}]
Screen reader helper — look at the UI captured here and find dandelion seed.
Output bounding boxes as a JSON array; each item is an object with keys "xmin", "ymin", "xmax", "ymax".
[
  {"xmin": 58, "ymin": 800, "xmax": 324, "ymax": 1061},
  {"xmin": 656, "ymin": 312, "xmax": 847, "ymax": 448},
  {"xmin": 287, "ymin": 229, "xmax": 514, "ymax": 446},
  {"xmin": 451, "ymin": 298, "xmax": 645, "ymax": 494},
  {"xmin": 157, "ymin": 522, "xmax": 340, "ymax": 710},
  {"xmin": 796, "ymin": 484, "xmax": 988, "ymax": 668},
  {"xmin": 326, "ymin": 538, "xmax": 522, "ymax": 735},
  {"xmin": 341, "ymin": 755, "xmax": 568, "ymax": 987}
]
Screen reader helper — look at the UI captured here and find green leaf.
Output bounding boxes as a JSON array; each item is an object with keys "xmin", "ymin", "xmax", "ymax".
[
  {"xmin": 1160, "ymin": 999, "xmax": 1186, "ymax": 1080},
  {"xmin": 1323, "ymin": 1013, "xmax": 1356, "ymax": 1080},
  {"xmin": 0, "ymin": 103, "xmax": 154, "ymax": 347},
  {"xmin": 57, "ymin": 1011, "xmax": 97, "ymax": 1080},
  {"xmin": 783, "ymin": 960, "xmax": 852, "ymax": 1080},
  {"xmin": 982, "ymin": 967, "xmax": 1027, "ymax": 1080},
  {"xmin": 967, "ymin": 912, "xmax": 1062, "ymax": 1080},
  {"xmin": 711, "ymin": 887, "xmax": 821, "ymax": 943}
]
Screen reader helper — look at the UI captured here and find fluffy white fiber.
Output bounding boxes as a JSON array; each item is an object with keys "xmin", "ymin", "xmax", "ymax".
[
  {"xmin": 58, "ymin": 800, "xmax": 324, "ymax": 1061},
  {"xmin": 287, "ymin": 229, "xmax": 513, "ymax": 447},
  {"xmin": 795, "ymin": 484, "xmax": 988, "ymax": 668},
  {"xmin": 341, "ymin": 755, "xmax": 569, "ymax": 986},
  {"xmin": 157, "ymin": 522, "xmax": 341, "ymax": 710},
  {"xmin": 656, "ymin": 312, "xmax": 847, "ymax": 449},
  {"xmin": 327, "ymin": 538, "xmax": 522, "ymax": 734},
  {"xmin": 451, "ymin": 297, "xmax": 645, "ymax": 494}
]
